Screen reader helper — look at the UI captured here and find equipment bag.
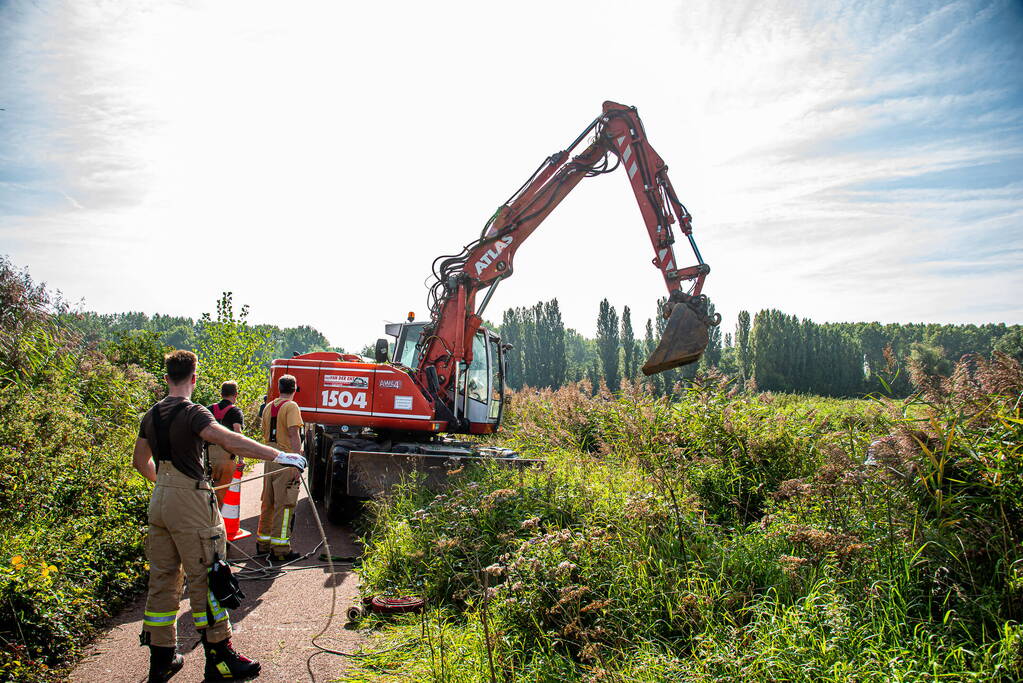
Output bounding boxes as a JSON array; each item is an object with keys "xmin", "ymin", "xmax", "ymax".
[{"xmin": 208, "ymin": 552, "xmax": 245, "ymax": 610}]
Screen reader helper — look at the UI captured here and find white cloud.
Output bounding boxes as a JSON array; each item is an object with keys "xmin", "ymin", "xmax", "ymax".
[{"xmin": 0, "ymin": 0, "xmax": 1020, "ymax": 350}]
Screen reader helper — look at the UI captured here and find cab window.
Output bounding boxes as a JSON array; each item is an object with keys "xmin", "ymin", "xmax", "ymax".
[
  {"xmin": 395, "ymin": 323, "xmax": 426, "ymax": 368},
  {"xmin": 466, "ymin": 332, "xmax": 488, "ymax": 402},
  {"xmin": 488, "ymin": 336, "xmax": 502, "ymax": 419}
]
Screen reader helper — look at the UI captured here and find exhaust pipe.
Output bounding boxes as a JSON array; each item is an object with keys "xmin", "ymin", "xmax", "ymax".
[{"xmin": 642, "ymin": 291, "xmax": 720, "ymax": 375}]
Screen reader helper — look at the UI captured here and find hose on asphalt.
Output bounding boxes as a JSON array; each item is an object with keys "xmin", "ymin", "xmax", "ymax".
[{"xmin": 216, "ymin": 466, "xmax": 418, "ymax": 682}]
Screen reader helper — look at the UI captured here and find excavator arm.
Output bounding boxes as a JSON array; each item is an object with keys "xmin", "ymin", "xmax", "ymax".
[{"xmin": 416, "ymin": 101, "xmax": 719, "ymax": 405}]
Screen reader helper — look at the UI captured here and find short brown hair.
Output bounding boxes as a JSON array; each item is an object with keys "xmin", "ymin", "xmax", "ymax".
[
  {"xmin": 221, "ymin": 381, "xmax": 238, "ymax": 398},
  {"xmin": 278, "ymin": 374, "xmax": 297, "ymax": 394},
  {"xmin": 165, "ymin": 350, "xmax": 197, "ymax": 383}
]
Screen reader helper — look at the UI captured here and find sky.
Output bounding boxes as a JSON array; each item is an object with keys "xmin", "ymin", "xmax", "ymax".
[{"xmin": 1, "ymin": 0, "xmax": 1021, "ymax": 351}]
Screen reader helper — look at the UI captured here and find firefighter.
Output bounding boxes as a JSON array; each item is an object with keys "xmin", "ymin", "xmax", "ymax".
[
  {"xmin": 134, "ymin": 350, "xmax": 306, "ymax": 682},
  {"xmin": 207, "ymin": 381, "xmax": 245, "ymax": 507},
  {"xmin": 256, "ymin": 374, "xmax": 304, "ymax": 562}
]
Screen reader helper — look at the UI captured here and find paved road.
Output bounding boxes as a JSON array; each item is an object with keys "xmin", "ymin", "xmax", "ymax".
[{"xmin": 72, "ymin": 469, "xmax": 367, "ymax": 683}]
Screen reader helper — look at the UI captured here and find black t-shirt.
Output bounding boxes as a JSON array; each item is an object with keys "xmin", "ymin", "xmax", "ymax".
[
  {"xmin": 208, "ymin": 399, "xmax": 244, "ymax": 430},
  {"xmin": 138, "ymin": 396, "xmax": 216, "ymax": 481}
]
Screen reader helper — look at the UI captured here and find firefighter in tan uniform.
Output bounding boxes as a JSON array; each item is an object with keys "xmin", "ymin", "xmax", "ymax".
[
  {"xmin": 256, "ymin": 374, "xmax": 304, "ymax": 562},
  {"xmin": 133, "ymin": 351, "xmax": 306, "ymax": 683},
  {"xmin": 207, "ymin": 381, "xmax": 245, "ymax": 507}
]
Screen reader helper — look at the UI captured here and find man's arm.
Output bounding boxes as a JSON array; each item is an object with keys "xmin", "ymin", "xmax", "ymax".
[
  {"xmin": 287, "ymin": 425, "xmax": 302, "ymax": 454},
  {"xmin": 201, "ymin": 422, "xmax": 284, "ymax": 461},
  {"xmin": 133, "ymin": 438, "xmax": 157, "ymax": 483},
  {"xmin": 232, "ymin": 422, "xmax": 243, "ymax": 433}
]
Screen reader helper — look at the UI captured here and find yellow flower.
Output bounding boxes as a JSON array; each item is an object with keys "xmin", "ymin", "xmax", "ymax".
[
  {"xmin": 10, "ymin": 555, "xmax": 22, "ymax": 565},
  {"xmin": 47, "ymin": 565, "xmax": 57, "ymax": 573}
]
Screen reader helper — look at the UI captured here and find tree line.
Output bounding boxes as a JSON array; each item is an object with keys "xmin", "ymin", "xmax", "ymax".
[
  {"xmin": 58, "ymin": 292, "xmax": 1023, "ymax": 400},
  {"xmin": 497, "ymin": 298, "xmax": 1023, "ymax": 398},
  {"xmin": 60, "ymin": 303, "xmax": 340, "ymax": 365}
]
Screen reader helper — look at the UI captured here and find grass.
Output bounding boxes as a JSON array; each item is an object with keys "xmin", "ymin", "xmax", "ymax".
[{"xmin": 343, "ymin": 360, "xmax": 1023, "ymax": 682}]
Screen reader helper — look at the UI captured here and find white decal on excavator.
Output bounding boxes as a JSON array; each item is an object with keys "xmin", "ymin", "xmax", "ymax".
[{"xmin": 474, "ymin": 235, "xmax": 514, "ymax": 275}]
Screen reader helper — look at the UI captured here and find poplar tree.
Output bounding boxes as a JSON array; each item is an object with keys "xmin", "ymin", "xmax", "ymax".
[
  {"xmin": 596, "ymin": 299, "xmax": 621, "ymax": 392},
  {"xmin": 621, "ymin": 306, "xmax": 637, "ymax": 381},
  {"xmin": 644, "ymin": 318, "xmax": 660, "ymax": 395},
  {"xmin": 735, "ymin": 310, "xmax": 751, "ymax": 383}
]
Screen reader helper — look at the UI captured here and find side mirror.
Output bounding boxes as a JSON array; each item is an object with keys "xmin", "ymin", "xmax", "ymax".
[{"xmin": 374, "ymin": 338, "xmax": 389, "ymax": 363}]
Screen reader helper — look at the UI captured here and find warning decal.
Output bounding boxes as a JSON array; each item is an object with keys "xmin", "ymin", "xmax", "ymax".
[{"xmin": 324, "ymin": 374, "xmax": 369, "ymax": 389}]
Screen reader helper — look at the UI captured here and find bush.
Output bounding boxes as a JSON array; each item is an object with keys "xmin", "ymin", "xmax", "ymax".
[
  {"xmin": 0, "ymin": 258, "xmax": 156, "ymax": 680},
  {"xmin": 350, "ymin": 365, "xmax": 1023, "ymax": 681}
]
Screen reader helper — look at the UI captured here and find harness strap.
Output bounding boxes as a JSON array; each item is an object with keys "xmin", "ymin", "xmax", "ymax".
[
  {"xmin": 269, "ymin": 400, "xmax": 285, "ymax": 443},
  {"xmin": 212, "ymin": 402, "xmax": 232, "ymax": 423},
  {"xmin": 150, "ymin": 401, "xmax": 190, "ymax": 464}
]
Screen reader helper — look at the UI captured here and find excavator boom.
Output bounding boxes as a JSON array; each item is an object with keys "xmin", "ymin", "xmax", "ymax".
[{"xmin": 419, "ymin": 101, "xmax": 718, "ymax": 404}]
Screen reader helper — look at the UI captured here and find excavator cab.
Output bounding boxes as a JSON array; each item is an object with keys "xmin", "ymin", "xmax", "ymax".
[
  {"xmin": 456, "ymin": 329, "xmax": 505, "ymax": 431},
  {"xmin": 386, "ymin": 322, "xmax": 506, "ymax": 433}
]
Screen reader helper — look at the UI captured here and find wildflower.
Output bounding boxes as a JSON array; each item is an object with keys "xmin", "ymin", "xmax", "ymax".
[
  {"xmin": 556, "ymin": 560, "xmax": 577, "ymax": 576},
  {"xmin": 520, "ymin": 517, "xmax": 540, "ymax": 530},
  {"xmin": 580, "ymin": 599, "xmax": 610, "ymax": 613},
  {"xmin": 779, "ymin": 554, "xmax": 809, "ymax": 577},
  {"xmin": 482, "ymin": 488, "xmax": 515, "ymax": 507},
  {"xmin": 10, "ymin": 556, "xmax": 25, "ymax": 570},
  {"xmin": 435, "ymin": 537, "xmax": 460, "ymax": 551},
  {"xmin": 483, "ymin": 563, "xmax": 504, "ymax": 577},
  {"xmin": 511, "ymin": 581, "xmax": 524, "ymax": 592}
]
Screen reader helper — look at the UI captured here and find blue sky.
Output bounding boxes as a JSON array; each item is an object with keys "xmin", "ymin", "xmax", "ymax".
[{"xmin": 0, "ymin": 0, "xmax": 1021, "ymax": 350}]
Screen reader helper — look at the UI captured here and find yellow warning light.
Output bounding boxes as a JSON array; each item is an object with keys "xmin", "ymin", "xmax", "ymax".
[{"xmin": 407, "ymin": 312, "xmax": 415, "ymax": 322}]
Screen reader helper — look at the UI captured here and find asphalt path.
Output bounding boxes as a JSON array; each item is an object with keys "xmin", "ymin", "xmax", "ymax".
[{"xmin": 71, "ymin": 468, "xmax": 368, "ymax": 683}]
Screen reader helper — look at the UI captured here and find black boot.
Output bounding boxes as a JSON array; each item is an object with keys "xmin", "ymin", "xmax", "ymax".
[
  {"xmin": 269, "ymin": 550, "xmax": 302, "ymax": 564},
  {"xmin": 202, "ymin": 632, "xmax": 261, "ymax": 681},
  {"xmin": 147, "ymin": 645, "xmax": 184, "ymax": 683}
]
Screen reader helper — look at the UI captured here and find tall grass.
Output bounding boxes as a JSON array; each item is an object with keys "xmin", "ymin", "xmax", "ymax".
[{"xmin": 348, "ymin": 360, "xmax": 1023, "ymax": 681}]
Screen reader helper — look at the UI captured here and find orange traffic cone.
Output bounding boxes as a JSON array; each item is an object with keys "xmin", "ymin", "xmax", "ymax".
[{"xmin": 221, "ymin": 461, "xmax": 252, "ymax": 541}]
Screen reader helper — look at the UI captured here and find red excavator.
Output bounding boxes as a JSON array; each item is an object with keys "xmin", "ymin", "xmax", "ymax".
[{"xmin": 267, "ymin": 101, "xmax": 719, "ymax": 523}]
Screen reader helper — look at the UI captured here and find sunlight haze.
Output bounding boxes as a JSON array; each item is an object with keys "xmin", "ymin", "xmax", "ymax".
[{"xmin": 1, "ymin": 0, "xmax": 1021, "ymax": 351}]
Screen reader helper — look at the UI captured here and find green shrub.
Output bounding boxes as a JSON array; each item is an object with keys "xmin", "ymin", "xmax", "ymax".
[
  {"xmin": 0, "ymin": 258, "xmax": 156, "ymax": 680},
  {"xmin": 350, "ymin": 363, "xmax": 1023, "ymax": 681}
]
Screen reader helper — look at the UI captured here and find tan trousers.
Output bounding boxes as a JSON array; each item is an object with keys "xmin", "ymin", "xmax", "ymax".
[
  {"xmin": 208, "ymin": 444, "xmax": 236, "ymax": 508},
  {"xmin": 143, "ymin": 463, "xmax": 231, "ymax": 647},
  {"xmin": 256, "ymin": 460, "xmax": 301, "ymax": 555}
]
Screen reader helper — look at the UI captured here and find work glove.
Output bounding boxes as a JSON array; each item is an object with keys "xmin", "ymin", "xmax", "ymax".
[{"xmin": 273, "ymin": 452, "xmax": 307, "ymax": 473}]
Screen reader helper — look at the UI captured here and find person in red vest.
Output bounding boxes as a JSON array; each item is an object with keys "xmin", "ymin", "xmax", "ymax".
[{"xmin": 207, "ymin": 381, "xmax": 245, "ymax": 507}]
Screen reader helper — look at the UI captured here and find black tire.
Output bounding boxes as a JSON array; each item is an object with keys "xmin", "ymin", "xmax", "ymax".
[
  {"xmin": 308, "ymin": 427, "xmax": 326, "ymax": 502},
  {"xmin": 324, "ymin": 451, "xmax": 360, "ymax": 525}
]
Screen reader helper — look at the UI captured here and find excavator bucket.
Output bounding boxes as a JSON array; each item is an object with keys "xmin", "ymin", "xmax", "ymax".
[
  {"xmin": 347, "ymin": 450, "xmax": 542, "ymax": 499},
  {"xmin": 642, "ymin": 298, "xmax": 711, "ymax": 375}
]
